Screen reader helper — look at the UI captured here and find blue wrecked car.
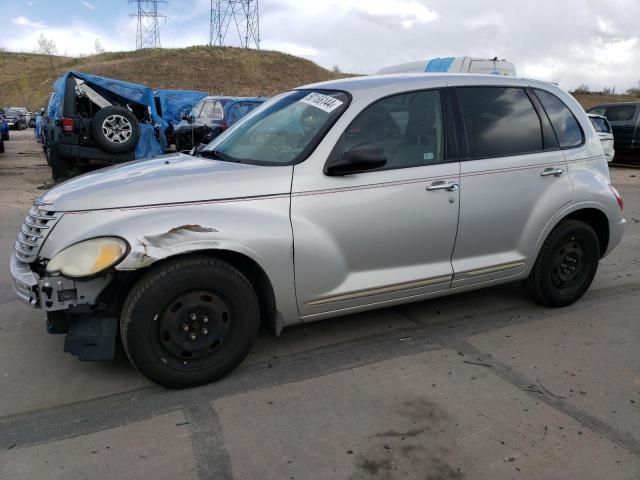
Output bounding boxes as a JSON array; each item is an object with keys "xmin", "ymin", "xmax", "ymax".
[
  {"xmin": 44, "ymin": 71, "xmax": 174, "ymax": 181},
  {"xmin": 0, "ymin": 109, "xmax": 11, "ymax": 141}
]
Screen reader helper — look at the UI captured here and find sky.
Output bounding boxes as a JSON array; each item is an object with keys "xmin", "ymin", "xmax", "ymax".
[{"xmin": 2, "ymin": 0, "xmax": 640, "ymax": 92}]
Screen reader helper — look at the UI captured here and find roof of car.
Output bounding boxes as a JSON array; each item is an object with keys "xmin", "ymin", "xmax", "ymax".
[{"xmin": 299, "ymin": 73, "xmax": 545, "ymax": 93}]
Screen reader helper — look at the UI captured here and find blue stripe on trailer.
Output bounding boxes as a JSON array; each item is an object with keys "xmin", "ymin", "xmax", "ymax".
[{"xmin": 425, "ymin": 57, "xmax": 455, "ymax": 72}]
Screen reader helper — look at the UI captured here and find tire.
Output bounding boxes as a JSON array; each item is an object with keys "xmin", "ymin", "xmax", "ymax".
[
  {"xmin": 1, "ymin": 132, "xmax": 8, "ymax": 141},
  {"xmin": 0, "ymin": 140, "xmax": 4, "ymax": 153},
  {"xmin": 524, "ymin": 219, "xmax": 600, "ymax": 307},
  {"xmin": 90, "ymin": 106, "xmax": 140, "ymax": 154},
  {"xmin": 120, "ymin": 256, "xmax": 260, "ymax": 388},
  {"xmin": 50, "ymin": 147, "xmax": 72, "ymax": 181}
]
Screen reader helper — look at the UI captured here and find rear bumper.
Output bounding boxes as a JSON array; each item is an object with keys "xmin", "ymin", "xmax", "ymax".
[
  {"xmin": 605, "ymin": 217, "xmax": 626, "ymax": 257},
  {"xmin": 55, "ymin": 142, "xmax": 135, "ymax": 162}
]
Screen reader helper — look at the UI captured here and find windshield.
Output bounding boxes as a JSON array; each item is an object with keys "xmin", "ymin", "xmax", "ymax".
[{"xmin": 200, "ymin": 89, "xmax": 350, "ymax": 166}]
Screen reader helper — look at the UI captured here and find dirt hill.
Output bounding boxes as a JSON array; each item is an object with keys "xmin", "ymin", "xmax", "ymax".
[{"xmin": 0, "ymin": 46, "xmax": 348, "ymax": 110}]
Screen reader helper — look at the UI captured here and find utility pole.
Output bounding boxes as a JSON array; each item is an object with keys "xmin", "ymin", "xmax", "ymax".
[
  {"xmin": 209, "ymin": 0, "xmax": 260, "ymax": 49},
  {"xmin": 128, "ymin": 0, "xmax": 168, "ymax": 49}
]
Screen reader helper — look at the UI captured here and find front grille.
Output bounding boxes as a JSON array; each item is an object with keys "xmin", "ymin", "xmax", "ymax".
[{"xmin": 14, "ymin": 202, "xmax": 61, "ymax": 263}]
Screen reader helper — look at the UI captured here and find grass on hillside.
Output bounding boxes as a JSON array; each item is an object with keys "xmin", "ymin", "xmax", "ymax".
[{"xmin": 0, "ymin": 46, "xmax": 348, "ymax": 110}]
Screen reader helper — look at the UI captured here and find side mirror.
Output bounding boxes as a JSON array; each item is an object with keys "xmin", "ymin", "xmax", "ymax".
[{"xmin": 325, "ymin": 143, "xmax": 387, "ymax": 176}]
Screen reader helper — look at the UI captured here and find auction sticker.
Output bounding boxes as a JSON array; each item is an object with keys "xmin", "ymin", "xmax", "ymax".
[{"xmin": 300, "ymin": 92, "xmax": 344, "ymax": 113}]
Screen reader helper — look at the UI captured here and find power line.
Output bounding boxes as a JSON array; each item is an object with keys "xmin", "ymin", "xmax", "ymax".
[
  {"xmin": 128, "ymin": 0, "xmax": 168, "ymax": 49},
  {"xmin": 209, "ymin": 0, "xmax": 260, "ymax": 49}
]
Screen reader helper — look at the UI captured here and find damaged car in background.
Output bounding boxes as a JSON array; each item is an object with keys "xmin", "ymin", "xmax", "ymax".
[
  {"xmin": 10, "ymin": 74, "xmax": 625, "ymax": 388},
  {"xmin": 43, "ymin": 71, "xmax": 168, "ymax": 181}
]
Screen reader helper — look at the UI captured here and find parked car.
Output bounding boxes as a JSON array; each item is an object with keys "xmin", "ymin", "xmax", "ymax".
[
  {"xmin": 378, "ymin": 56, "xmax": 516, "ymax": 76},
  {"xmin": 173, "ymin": 96, "xmax": 267, "ymax": 151},
  {"xmin": 10, "ymin": 74, "xmax": 625, "ymax": 388},
  {"xmin": 0, "ymin": 107, "xmax": 28, "ymax": 130},
  {"xmin": 43, "ymin": 71, "xmax": 166, "ymax": 181},
  {"xmin": 153, "ymin": 89, "xmax": 208, "ymax": 147},
  {"xmin": 0, "ymin": 110, "xmax": 9, "ymax": 141},
  {"xmin": 29, "ymin": 112, "xmax": 37, "ymax": 128},
  {"xmin": 587, "ymin": 102, "xmax": 640, "ymax": 160},
  {"xmin": 588, "ymin": 114, "xmax": 615, "ymax": 162}
]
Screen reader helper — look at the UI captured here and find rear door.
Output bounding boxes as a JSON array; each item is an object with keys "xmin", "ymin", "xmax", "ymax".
[
  {"xmin": 598, "ymin": 104, "xmax": 638, "ymax": 153},
  {"xmin": 449, "ymin": 84, "xmax": 574, "ymax": 286}
]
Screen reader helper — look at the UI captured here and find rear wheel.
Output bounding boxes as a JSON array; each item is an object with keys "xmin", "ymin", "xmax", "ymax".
[
  {"xmin": 120, "ymin": 256, "xmax": 260, "ymax": 388},
  {"xmin": 524, "ymin": 219, "xmax": 600, "ymax": 307}
]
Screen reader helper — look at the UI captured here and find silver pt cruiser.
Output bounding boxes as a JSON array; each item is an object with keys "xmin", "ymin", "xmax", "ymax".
[{"xmin": 11, "ymin": 74, "xmax": 625, "ymax": 388}]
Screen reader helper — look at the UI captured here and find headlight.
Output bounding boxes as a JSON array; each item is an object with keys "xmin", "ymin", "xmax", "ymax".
[{"xmin": 46, "ymin": 237, "xmax": 128, "ymax": 278}]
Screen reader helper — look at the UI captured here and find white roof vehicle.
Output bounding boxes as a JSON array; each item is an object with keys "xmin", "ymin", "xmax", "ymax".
[
  {"xmin": 378, "ymin": 57, "xmax": 516, "ymax": 76},
  {"xmin": 588, "ymin": 114, "xmax": 615, "ymax": 163}
]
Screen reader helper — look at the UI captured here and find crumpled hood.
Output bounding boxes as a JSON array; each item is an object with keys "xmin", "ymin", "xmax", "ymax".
[{"xmin": 38, "ymin": 152, "xmax": 292, "ymax": 212}]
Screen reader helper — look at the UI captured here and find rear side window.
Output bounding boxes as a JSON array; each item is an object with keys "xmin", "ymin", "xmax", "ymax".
[
  {"xmin": 457, "ymin": 87, "xmax": 543, "ymax": 159},
  {"xmin": 199, "ymin": 101, "xmax": 216, "ymax": 118},
  {"xmin": 534, "ymin": 89, "xmax": 583, "ymax": 148},
  {"xmin": 604, "ymin": 105, "xmax": 636, "ymax": 122},
  {"xmin": 590, "ymin": 117, "xmax": 611, "ymax": 134}
]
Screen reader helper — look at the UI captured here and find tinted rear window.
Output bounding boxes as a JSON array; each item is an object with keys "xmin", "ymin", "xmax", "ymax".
[
  {"xmin": 534, "ymin": 89, "xmax": 583, "ymax": 148},
  {"xmin": 604, "ymin": 105, "xmax": 637, "ymax": 122},
  {"xmin": 590, "ymin": 117, "xmax": 611, "ymax": 133},
  {"xmin": 457, "ymin": 87, "xmax": 543, "ymax": 159}
]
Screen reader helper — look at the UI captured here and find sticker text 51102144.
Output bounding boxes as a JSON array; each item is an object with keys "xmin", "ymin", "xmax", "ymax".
[{"xmin": 300, "ymin": 93, "xmax": 344, "ymax": 113}]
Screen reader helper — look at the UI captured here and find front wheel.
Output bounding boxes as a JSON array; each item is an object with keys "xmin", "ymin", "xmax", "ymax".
[
  {"xmin": 524, "ymin": 219, "xmax": 600, "ymax": 307},
  {"xmin": 120, "ymin": 256, "xmax": 260, "ymax": 388}
]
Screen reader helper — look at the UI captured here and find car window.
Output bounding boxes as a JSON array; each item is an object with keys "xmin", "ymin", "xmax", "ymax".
[
  {"xmin": 203, "ymin": 90, "xmax": 350, "ymax": 165},
  {"xmin": 457, "ymin": 87, "xmax": 543, "ymax": 159},
  {"xmin": 212, "ymin": 101, "xmax": 224, "ymax": 120},
  {"xmin": 200, "ymin": 101, "xmax": 216, "ymax": 118},
  {"xmin": 534, "ymin": 89, "xmax": 583, "ymax": 148},
  {"xmin": 590, "ymin": 117, "xmax": 611, "ymax": 134},
  {"xmin": 604, "ymin": 105, "xmax": 637, "ymax": 122},
  {"xmin": 226, "ymin": 102, "xmax": 260, "ymax": 125},
  {"xmin": 343, "ymin": 89, "xmax": 445, "ymax": 170}
]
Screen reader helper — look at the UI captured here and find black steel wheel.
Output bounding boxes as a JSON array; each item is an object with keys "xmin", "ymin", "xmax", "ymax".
[
  {"xmin": 524, "ymin": 219, "xmax": 600, "ymax": 307},
  {"xmin": 120, "ymin": 256, "xmax": 260, "ymax": 388}
]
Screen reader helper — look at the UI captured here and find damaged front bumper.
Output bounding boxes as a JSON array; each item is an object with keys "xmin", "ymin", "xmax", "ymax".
[
  {"xmin": 10, "ymin": 253, "xmax": 118, "ymax": 360},
  {"xmin": 10, "ymin": 252, "xmax": 111, "ymax": 311}
]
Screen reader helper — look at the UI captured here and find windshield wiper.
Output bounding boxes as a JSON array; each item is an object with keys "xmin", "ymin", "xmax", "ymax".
[{"xmin": 197, "ymin": 149, "xmax": 242, "ymax": 163}]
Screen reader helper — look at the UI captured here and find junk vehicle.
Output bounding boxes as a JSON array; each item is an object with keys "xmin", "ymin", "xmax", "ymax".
[{"xmin": 10, "ymin": 74, "xmax": 624, "ymax": 388}]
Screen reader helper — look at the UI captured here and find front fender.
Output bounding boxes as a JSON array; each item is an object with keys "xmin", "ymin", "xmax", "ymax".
[{"xmin": 40, "ymin": 198, "xmax": 300, "ymax": 326}]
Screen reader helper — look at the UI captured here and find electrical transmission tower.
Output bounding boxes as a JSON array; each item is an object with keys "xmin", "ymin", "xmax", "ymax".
[
  {"xmin": 209, "ymin": 0, "xmax": 260, "ymax": 49},
  {"xmin": 129, "ymin": 0, "xmax": 168, "ymax": 49}
]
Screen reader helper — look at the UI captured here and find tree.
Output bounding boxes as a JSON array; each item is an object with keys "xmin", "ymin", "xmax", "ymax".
[
  {"xmin": 36, "ymin": 33, "xmax": 57, "ymax": 70},
  {"xmin": 94, "ymin": 38, "xmax": 105, "ymax": 54},
  {"xmin": 626, "ymin": 81, "xmax": 640, "ymax": 96},
  {"xmin": 574, "ymin": 84, "xmax": 590, "ymax": 94}
]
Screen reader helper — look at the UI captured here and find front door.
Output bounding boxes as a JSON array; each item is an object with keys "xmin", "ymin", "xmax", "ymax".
[{"xmin": 292, "ymin": 88, "xmax": 461, "ymax": 318}]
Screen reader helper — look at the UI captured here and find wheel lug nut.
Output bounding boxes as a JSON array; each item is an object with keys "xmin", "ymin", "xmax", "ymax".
[
  {"xmin": 190, "ymin": 313, "xmax": 197, "ymax": 321},
  {"xmin": 188, "ymin": 333, "xmax": 197, "ymax": 341},
  {"xmin": 182, "ymin": 324, "xmax": 190, "ymax": 332},
  {"xmin": 203, "ymin": 316, "xmax": 209, "ymax": 323},
  {"xmin": 201, "ymin": 328, "xmax": 208, "ymax": 335}
]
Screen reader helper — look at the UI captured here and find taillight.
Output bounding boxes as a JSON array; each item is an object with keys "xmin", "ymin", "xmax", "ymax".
[
  {"xmin": 62, "ymin": 117, "xmax": 74, "ymax": 133},
  {"xmin": 609, "ymin": 185, "xmax": 623, "ymax": 210},
  {"xmin": 221, "ymin": 122, "xmax": 228, "ymax": 130}
]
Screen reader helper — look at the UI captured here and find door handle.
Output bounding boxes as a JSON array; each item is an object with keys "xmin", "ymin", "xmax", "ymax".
[
  {"xmin": 426, "ymin": 182, "xmax": 459, "ymax": 192},
  {"xmin": 540, "ymin": 168, "xmax": 564, "ymax": 177}
]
